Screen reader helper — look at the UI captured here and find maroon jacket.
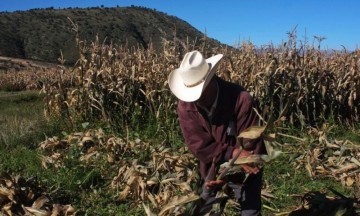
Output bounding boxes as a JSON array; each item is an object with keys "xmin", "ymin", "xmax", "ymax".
[{"xmin": 177, "ymin": 76, "xmax": 265, "ymax": 179}]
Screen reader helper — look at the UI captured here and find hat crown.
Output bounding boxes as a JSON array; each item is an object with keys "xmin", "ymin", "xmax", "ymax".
[
  {"xmin": 167, "ymin": 50, "xmax": 223, "ymax": 102},
  {"xmin": 179, "ymin": 51, "xmax": 209, "ymax": 86}
]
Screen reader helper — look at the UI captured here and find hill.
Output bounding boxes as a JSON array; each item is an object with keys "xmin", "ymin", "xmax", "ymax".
[{"xmin": 0, "ymin": 6, "xmax": 223, "ymax": 64}]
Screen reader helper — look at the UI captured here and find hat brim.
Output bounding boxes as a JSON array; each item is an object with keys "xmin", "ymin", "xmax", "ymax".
[{"xmin": 168, "ymin": 54, "xmax": 223, "ymax": 102}]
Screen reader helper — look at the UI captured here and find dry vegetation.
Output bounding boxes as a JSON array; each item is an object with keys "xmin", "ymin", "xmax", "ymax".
[
  {"xmin": 38, "ymin": 32, "xmax": 360, "ymax": 130},
  {"xmin": 2, "ymin": 123, "xmax": 357, "ymax": 215},
  {"xmin": 1, "ymin": 31, "xmax": 359, "ymax": 215},
  {"xmin": 1, "ymin": 30, "xmax": 359, "ymax": 128},
  {"xmin": 0, "ymin": 56, "xmax": 73, "ymax": 91}
]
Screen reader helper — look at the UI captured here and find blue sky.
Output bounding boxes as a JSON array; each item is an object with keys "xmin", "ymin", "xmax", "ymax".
[{"xmin": 1, "ymin": 0, "xmax": 359, "ymax": 50}]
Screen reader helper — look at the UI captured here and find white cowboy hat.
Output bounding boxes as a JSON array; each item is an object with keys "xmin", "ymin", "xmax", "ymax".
[{"xmin": 168, "ymin": 50, "xmax": 223, "ymax": 102}]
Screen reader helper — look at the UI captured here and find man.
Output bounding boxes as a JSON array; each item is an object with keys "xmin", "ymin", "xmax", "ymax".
[{"xmin": 168, "ymin": 50, "xmax": 266, "ymax": 215}]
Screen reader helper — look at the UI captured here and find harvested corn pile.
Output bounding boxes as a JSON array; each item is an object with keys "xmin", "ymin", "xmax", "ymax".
[
  {"xmin": 294, "ymin": 125, "xmax": 360, "ymax": 191},
  {"xmin": 0, "ymin": 172, "xmax": 76, "ymax": 216},
  {"xmin": 0, "ymin": 127, "xmax": 360, "ymax": 215},
  {"xmin": 39, "ymin": 128, "xmax": 200, "ymax": 215},
  {"xmin": 37, "ymin": 123, "xmax": 283, "ymax": 215}
]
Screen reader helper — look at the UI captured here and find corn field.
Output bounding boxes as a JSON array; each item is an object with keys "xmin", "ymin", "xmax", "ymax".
[
  {"xmin": 1, "ymin": 32, "xmax": 359, "ymax": 214},
  {"xmin": 0, "ymin": 56, "xmax": 74, "ymax": 91},
  {"xmin": 36, "ymin": 33, "xmax": 360, "ymax": 132}
]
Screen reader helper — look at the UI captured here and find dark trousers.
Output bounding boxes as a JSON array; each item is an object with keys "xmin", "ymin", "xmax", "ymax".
[{"xmin": 194, "ymin": 171, "xmax": 263, "ymax": 216}]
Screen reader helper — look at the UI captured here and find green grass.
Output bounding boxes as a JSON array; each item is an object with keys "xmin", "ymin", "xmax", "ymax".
[
  {"xmin": 0, "ymin": 91, "xmax": 46, "ymax": 174},
  {"xmin": 0, "ymin": 90, "xmax": 141, "ymax": 215},
  {"xmin": 0, "ymin": 90, "xmax": 358, "ymax": 215},
  {"xmin": 262, "ymin": 152, "xmax": 353, "ymax": 215},
  {"xmin": 329, "ymin": 125, "xmax": 360, "ymax": 144},
  {"xmin": 0, "ymin": 91, "xmax": 45, "ymax": 148}
]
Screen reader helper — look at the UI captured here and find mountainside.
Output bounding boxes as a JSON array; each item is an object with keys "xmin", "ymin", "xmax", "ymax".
[{"xmin": 0, "ymin": 6, "xmax": 222, "ymax": 64}]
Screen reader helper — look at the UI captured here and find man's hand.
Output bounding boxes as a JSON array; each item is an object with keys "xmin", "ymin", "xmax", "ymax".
[
  {"xmin": 232, "ymin": 148, "xmax": 260, "ymax": 174},
  {"xmin": 205, "ymin": 179, "xmax": 226, "ymax": 190}
]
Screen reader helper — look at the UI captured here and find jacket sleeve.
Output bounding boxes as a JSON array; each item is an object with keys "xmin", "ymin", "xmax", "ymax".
[
  {"xmin": 219, "ymin": 91, "xmax": 258, "ymax": 162},
  {"xmin": 177, "ymin": 104, "xmax": 223, "ymax": 165},
  {"xmin": 234, "ymin": 91, "xmax": 263, "ymax": 152}
]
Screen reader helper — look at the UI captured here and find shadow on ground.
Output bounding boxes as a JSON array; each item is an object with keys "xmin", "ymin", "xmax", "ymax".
[{"xmin": 289, "ymin": 188, "xmax": 359, "ymax": 216}]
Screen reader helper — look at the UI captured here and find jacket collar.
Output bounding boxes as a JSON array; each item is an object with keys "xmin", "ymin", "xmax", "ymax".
[{"xmin": 182, "ymin": 76, "xmax": 225, "ymax": 113}]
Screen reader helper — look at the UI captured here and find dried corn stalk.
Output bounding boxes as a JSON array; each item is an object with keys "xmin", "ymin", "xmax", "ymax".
[
  {"xmin": 295, "ymin": 125, "xmax": 360, "ymax": 190},
  {"xmin": 0, "ymin": 173, "xmax": 76, "ymax": 215}
]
